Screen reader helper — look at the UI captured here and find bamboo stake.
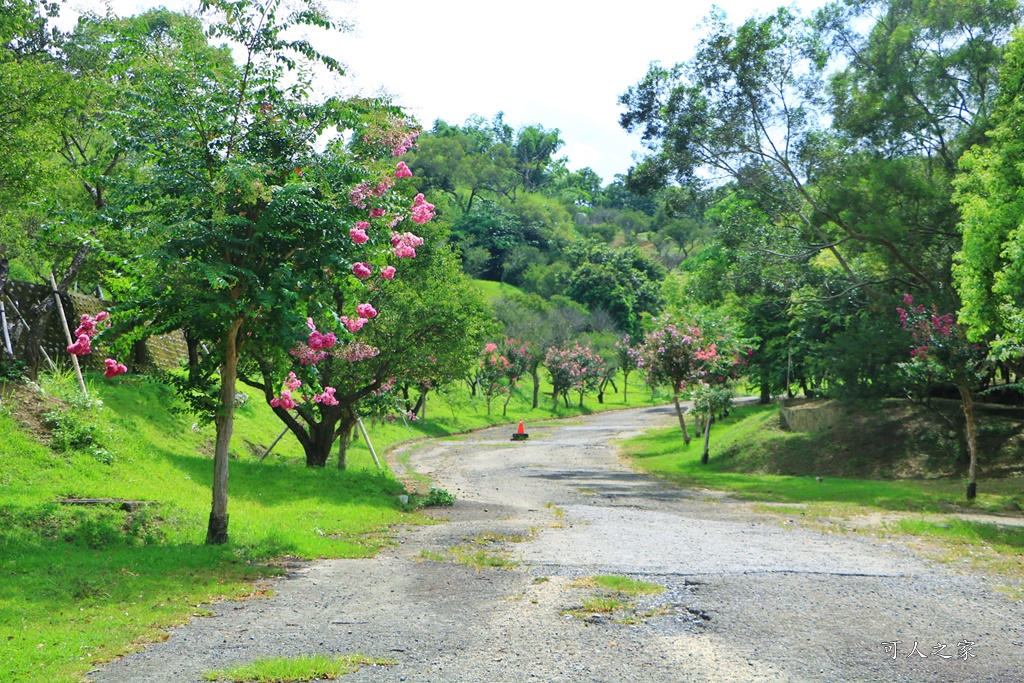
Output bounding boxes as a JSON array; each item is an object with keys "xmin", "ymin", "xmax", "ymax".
[
  {"xmin": 357, "ymin": 418, "xmax": 382, "ymax": 469},
  {"xmin": 0, "ymin": 300, "xmax": 11, "ymax": 355},
  {"xmin": 259, "ymin": 426, "xmax": 289, "ymax": 462},
  {"xmin": 50, "ymin": 273, "xmax": 88, "ymax": 398}
]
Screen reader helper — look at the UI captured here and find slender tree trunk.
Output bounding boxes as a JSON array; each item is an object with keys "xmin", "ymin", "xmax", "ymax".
[
  {"xmin": 502, "ymin": 389, "xmax": 514, "ymax": 416},
  {"xmin": 622, "ymin": 371, "xmax": 629, "ymax": 403},
  {"xmin": 532, "ymin": 366, "xmax": 541, "ymax": 409},
  {"xmin": 673, "ymin": 390, "xmax": 691, "ymax": 445},
  {"xmin": 206, "ymin": 318, "xmax": 243, "ymax": 545},
  {"xmin": 958, "ymin": 380, "xmax": 979, "ymax": 500},
  {"xmin": 701, "ymin": 412, "xmax": 712, "ymax": 465}
]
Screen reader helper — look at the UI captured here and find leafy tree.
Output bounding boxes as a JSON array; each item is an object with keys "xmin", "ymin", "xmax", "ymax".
[
  {"xmin": 115, "ymin": 0, "xmax": 423, "ymax": 544},
  {"xmin": 544, "ymin": 342, "xmax": 606, "ymax": 409},
  {"xmin": 639, "ymin": 316, "xmax": 722, "ymax": 446},
  {"xmin": 897, "ymin": 294, "xmax": 988, "ymax": 499},
  {"xmin": 953, "ymin": 29, "xmax": 1024, "ymax": 368},
  {"xmin": 560, "ymin": 242, "xmax": 664, "ymax": 337}
]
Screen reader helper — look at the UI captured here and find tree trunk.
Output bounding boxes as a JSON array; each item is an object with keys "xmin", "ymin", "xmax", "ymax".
[
  {"xmin": 502, "ymin": 390, "xmax": 514, "ymax": 416},
  {"xmin": 336, "ymin": 413, "xmax": 357, "ymax": 470},
  {"xmin": 958, "ymin": 380, "xmax": 979, "ymax": 500},
  {"xmin": 672, "ymin": 390, "xmax": 691, "ymax": 445},
  {"xmin": 531, "ymin": 366, "xmax": 541, "ymax": 409},
  {"xmin": 701, "ymin": 412, "xmax": 712, "ymax": 465},
  {"xmin": 622, "ymin": 371, "xmax": 629, "ymax": 403},
  {"xmin": 760, "ymin": 379, "xmax": 771, "ymax": 404},
  {"xmin": 206, "ymin": 318, "xmax": 244, "ymax": 545}
]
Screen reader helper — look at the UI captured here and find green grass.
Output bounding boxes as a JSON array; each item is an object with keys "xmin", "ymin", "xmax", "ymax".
[
  {"xmin": 588, "ymin": 575, "xmax": 665, "ymax": 596},
  {"xmin": 1, "ymin": 366, "xmax": 663, "ymax": 683},
  {"xmin": 619, "ymin": 404, "xmax": 1022, "ymax": 514},
  {"xmin": 469, "ymin": 279, "xmax": 527, "ymax": 301},
  {"xmin": 203, "ymin": 654, "xmax": 392, "ymax": 682}
]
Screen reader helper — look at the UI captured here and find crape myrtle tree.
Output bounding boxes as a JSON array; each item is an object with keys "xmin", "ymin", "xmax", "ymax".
[
  {"xmin": 639, "ymin": 316, "xmax": 726, "ymax": 447},
  {"xmin": 239, "ymin": 239, "xmax": 489, "ymax": 469},
  {"xmin": 477, "ymin": 338, "xmax": 530, "ymax": 416},
  {"xmin": 114, "ymin": 0, "xmax": 425, "ymax": 544},
  {"xmin": 897, "ymin": 295, "xmax": 988, "ymax": 500},
  {"xmin": 544, "ymin": 342, "xmax": 606, "ymax": 409}
]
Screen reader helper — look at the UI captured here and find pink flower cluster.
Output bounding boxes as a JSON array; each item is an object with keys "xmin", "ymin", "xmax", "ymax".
[
  {"xmin": 353, "ymin": 262, "xmax": 373, "ymax": 279},
  {"xmin": 104, "ymin": 358, "xmax": 127, "ymax": 378},
  {"xmin": 67, "ymin": 311, "xmax": 110, "ymax": 356},
  {"xmin": 270, "ymin": 390, "xmax": 298, "ymax": 410},
  {"xmin": 410, "ymin": 194, "xmax": 435, "ymax": 225},
  {"xmin": 307, "ymin": 319, "xmax": 337, "ymax": 351},
  {"xmin": 340, "ymin": 315, "xmax": 365, "ymax": 333},
  {"xmin": 313, "ymin": 387, "xmax": 339, "ymax": 406},
  {"xmin": 395, "ymin": 161, "xmax": 413, "ymax": 178},
  {"xmin": 391, "ymin": 231, "xmax": 424, "ymax": 259},
  {"xmin": 350, "ymin": 225, "xmax": 369, "ymax": 244},
  {"xmin": 334, "ymin": 342, "xmax": 380, "ymax": 362}
]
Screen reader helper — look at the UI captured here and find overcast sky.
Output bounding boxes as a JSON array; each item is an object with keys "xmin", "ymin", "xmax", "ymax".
[{"xmin": 69, "ymin": 0, "xmax": 828, "ymax": 184}]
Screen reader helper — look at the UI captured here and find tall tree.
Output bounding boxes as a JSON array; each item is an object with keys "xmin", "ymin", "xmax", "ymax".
[{"xmin": 116, "ymin": 0, "xmax": 423, "ymax": 544}]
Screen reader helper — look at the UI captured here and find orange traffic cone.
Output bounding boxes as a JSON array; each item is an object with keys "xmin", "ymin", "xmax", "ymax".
[{"xmin": 512, "ymin": 419, "xmax": 529, "ymax": 441}]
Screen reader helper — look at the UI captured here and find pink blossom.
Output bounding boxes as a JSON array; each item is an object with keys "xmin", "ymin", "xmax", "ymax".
[
  {"xmin": 95, "ymin": 311, "xmax": 110, "ymax": 323},
  {"xmin": 356, "ymin": 303, "xmax": 377, "ymax": 319},
  {"xmin": 75, "ymin": 315, "xmax": 97, "ymax": 339},
  {"xmin": 350, "ymin": 227, "xmax": 369, "ymax": 244},
  {"xmin": 313, "ymin": 387, "xmax": 339, "ymax": 406},
  {"xmin": 484, "ymin": 343, "xmax": 498, "ymax": 353},
  {"xmin": 352, "ymin": 262, "xmax": 373, "ymax": 279},
  {"xmin": 306, "ymin": 317, "xmax": 317, "ymax": 331},
  {"xmin": 390, "ymin": 231, "xmax": 424, "ymax": 259},
  {"xmin": 308, "ymin": 330, "xmax": 337, "ymax": 351},
  {"xmin": 372, "ymin": 177, "xmax": 394, "ymax": 196},
  {"xmin": 395, "ymin": 161, "xmax": 413, "ymax": 178},
  {"xmin": 410, "ymin": 193, "xmax": 435, "ymax": 224},
  {"xmin": 369, "ymin": 208, "xmax": 387, "ymax": 218},
  {"xmin": 380, "ymin": 266, "xmax": 396, "ymax": 280},
  {"xmin": 284, "ymin": 372, "xmax": 302, "ymax": 391},
  {"xmin": 903, "ymin": 293, "xmax": 914, "ymax": 306},
  {"xmin": 356, "ymin": 221, "xmax": 371, "ymax": 230},
  {"xmin": 103, "ymin": 358, "xmax": 127, "ymax": 378},
  {"xmin": 335, "ymin": 342, "xmax": 380, "ymax": 362},
  {"xmin": 269, "ymin": 389, "xmax": 297, "ymax": 410},
  {"xmin": 349, "ymin": 182, "xmax": 372, "ymax": 208},
  {"xmin": 66, "ymin": 334, "xmax": 92, "ymax": 356},
  {"xmin": 289, "ymin": 343, "xmax": 328, "ymax": 366},
  {"xmin": 340, "ymin": 315, "xmax": 366, "ymax": 333}
]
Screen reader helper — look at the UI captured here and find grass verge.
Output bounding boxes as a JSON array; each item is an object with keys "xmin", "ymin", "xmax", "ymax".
[{"xmin": 203, "ymin": 654, "xmax": 393, "ymax": 682}]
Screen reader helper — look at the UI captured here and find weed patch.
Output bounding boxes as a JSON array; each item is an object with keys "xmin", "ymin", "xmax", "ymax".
[{"xmin": 203, "ymin": 654, "xmax": 393, "ymax": 682}]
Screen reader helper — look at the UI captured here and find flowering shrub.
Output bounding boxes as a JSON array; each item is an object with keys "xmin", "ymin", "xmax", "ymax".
[
  {"xmin": 897, "ymin": 293, "xmax": 988, "ymax": 499},
  {"xmin": 477, "ymin": 339, "xmax": 531, "ymax": 414},
  {"xmin": 545, "ymin": 342, "xmax": 607, "ymax": 409}
]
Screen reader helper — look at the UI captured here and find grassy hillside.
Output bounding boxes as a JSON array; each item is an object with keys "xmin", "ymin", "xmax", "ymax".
[
  {"xmin": 470, "ymin": 278, "xmax": 527, "ymax": 301},
  {"xmin": 620, "ymin": 401, "xmax": 1024, "ymax": 511},
  {"xmin": 0, "ymin": 367, "xmax": 666, "ymax": 683}
]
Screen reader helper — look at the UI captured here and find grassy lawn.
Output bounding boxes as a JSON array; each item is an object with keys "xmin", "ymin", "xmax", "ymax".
[
  {"xmin": 0, "ymin": 368, "xmax": 666, "ymax": 683},
  {"xmin": 619, "ymin": 403, "xmax": 1024, "ymax": 582}
]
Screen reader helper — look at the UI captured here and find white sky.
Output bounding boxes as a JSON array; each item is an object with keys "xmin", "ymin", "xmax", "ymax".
[{"xmin": 70, "ymin": 0, "xmax": 828, "ymax": 184}]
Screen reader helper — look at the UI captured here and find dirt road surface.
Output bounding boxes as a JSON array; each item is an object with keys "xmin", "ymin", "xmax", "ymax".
[{"xmin": 91, "ymin": 405, "xmax": 1023, "ymax": 682}]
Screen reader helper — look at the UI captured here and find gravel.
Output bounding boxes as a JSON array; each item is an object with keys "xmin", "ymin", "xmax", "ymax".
[{"xmin": 89, "ymin": 405, "xmax": 1024, "ymax": 682}]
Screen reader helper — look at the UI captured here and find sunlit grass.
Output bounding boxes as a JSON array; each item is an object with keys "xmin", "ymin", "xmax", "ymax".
[{"xmin": 203, "ymin": 654, "xmax": 393, "ymax": 682}]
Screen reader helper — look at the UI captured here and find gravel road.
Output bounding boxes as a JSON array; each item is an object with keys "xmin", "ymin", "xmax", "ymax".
[{"xmin": 90, "ymin": 405, "xmax": 1024, "ymax": 682}]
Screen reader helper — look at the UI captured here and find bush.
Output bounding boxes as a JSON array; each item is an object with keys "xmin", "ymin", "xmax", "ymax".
[{"xmin": 42, "ymin": 409, "xmax": 98, "ymax": 453}]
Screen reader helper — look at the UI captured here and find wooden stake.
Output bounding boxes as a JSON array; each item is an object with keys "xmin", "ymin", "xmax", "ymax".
[
  {"xmin": 2, "ymin": 295, "xmax": 56, "ymax": 371},
  {"xmin": 49, "ymin": 273, "xmax": 88, "ymax": 398},
  {"xmin": 259, "ymin": 426, "xmax": 289, "ymax": 462},
  {"xmin": 357, "ymin": 418, "xmax": 382, "ymax": 469}
]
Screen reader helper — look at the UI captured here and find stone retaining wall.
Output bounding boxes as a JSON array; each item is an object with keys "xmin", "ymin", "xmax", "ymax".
[{"xmin": 779, "ymin": 398, "xmax": 844, "ymax": 433}]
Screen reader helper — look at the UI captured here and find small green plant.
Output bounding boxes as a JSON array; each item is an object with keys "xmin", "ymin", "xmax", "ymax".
[
  {"xmin": 581, "ymin": 595, "xmax": 625, "ymax": 613},
  {"xmin": 589, "ymin": 575, "xmax": 665, "ymax": 596},
  {"xmin": 0, "ymin": 358, "xmax": 27, "ymax": 381},
  {"xmin": 203, "ymin": 654, "xmax": 393, "ymax": 682},
  {"xmin": 402, "ymin": 487, "xmax": 455, "ymax": 510},
  {"xmin": 41, "ymin": 409, "xmax": 99, "ymax": 452}
]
